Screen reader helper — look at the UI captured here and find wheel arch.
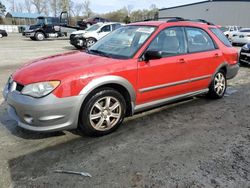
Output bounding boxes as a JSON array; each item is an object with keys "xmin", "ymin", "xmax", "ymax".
[
  {"xmin": 211, "ymin": 62, "xmax": 228, "ymax": 83},
  {"xmin": 79, "ymin": 76, "xmax": 136, "ymax": 116}
]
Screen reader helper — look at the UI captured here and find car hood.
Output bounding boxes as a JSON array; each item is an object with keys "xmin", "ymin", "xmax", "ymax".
[
  {"xmin": 12, "ymin": 51, "xmax": 117, "ymax": 85},
  {"xmin": 71, "ymin": 30, "xmax": 87, "ymax": 35},
  {"xmin": 29, "ymin": 24, "xmax": 42, "ymax": 30}
]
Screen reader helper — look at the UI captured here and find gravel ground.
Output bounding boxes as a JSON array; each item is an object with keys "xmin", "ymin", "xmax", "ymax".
[{"xmin": 0, "ymin": 34, "xmax": 250, "ymax": 188}]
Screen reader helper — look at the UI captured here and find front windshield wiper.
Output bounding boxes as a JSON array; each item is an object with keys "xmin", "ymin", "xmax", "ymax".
[{"xmin": 88, "ymin": 49, "xmax": 112, "ymax": 58}]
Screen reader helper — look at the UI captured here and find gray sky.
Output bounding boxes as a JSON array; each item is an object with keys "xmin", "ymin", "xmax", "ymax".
[{"xmin": 2, "ymin": 0, "xmax": 206, "ymax": 13}]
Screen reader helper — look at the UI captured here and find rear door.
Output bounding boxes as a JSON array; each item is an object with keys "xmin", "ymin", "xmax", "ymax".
[{"xmin": 183, "ymin": 27, "xmax": 223, "ymax": 91}]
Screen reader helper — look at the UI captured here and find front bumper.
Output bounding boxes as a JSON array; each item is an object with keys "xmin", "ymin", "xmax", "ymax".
[
  {"xmin": 4, "ymin": 89, "xmax": 83, "ymax": 132},
  {"xmin": 231, "ymin": 37, "xmax": 250, "ymax": 45},
  {"xmin": 70, "ymin": 36, "xmax": 87, "ymax": 48},
  {"xmin": 24, "ymin": 31, "xmax": 36, "ymax": 37},
  {"xmin": 239, "ymin": 50, "xmax": 250, "ymax": 64},
  {"xmin": 226, "ymin": 64, "xmax": 240, "ymax": 79}
]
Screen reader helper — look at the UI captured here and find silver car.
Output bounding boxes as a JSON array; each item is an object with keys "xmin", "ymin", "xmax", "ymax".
[{"xmin": 231, "ymin": 28, "xmax": 250, "ymax": 45}]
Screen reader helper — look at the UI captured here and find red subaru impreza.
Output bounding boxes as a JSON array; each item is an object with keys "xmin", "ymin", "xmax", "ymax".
[{"xmin": 3, "ymin": 19, "xmax": 239, "ymax": 136}]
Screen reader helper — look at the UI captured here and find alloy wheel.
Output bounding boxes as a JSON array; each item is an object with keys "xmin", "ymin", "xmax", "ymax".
[
  {"xmin": 89, "ymin": 96, "xmax": 122, "ymax": 131},
  {"xmin": 214, "ymin": 72, "xmax": 226, "ymax": 96}
]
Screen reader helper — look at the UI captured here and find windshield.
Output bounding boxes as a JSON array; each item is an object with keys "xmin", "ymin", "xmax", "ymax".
[
  {"xmin": 240, "ymin": 29, "xmax": 250, "ymax": 32},
  {"xmin": 88, "ymin": 25, "xmax": 156, "ymax": 59},
  {"xmin": 37, "ymin": 18, "xmax": 45, "ymax": 25},
  {"xmin": 86, "ymin": 24, "xmax": 102, "ymax": 32}
]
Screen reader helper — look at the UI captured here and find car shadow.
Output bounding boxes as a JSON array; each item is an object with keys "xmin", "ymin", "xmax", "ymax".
[{"xmin": 5, "ymin": 95, "xmax": 222, "ymax": 187}]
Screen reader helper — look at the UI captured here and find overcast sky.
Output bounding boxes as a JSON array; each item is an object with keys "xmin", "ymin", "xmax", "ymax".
[{"xmin": 2, "ymin": 0, "xmax": 206, "ymax": 13}]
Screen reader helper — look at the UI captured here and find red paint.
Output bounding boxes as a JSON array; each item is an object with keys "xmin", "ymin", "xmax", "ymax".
[{"xmin": 12, "ymin": 21, "xmax": 238, "ymax": 104}]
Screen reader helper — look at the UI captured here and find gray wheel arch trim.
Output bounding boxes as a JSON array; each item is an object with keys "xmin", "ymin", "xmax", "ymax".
[{"xmin": 79, "ymin": 75, "xmax": 136, "ymax": 102}]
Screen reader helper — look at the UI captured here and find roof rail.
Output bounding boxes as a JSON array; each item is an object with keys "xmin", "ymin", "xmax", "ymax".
[{"xmin": 191, "ymin": 19, "xmax": 215, "ymax": 25}]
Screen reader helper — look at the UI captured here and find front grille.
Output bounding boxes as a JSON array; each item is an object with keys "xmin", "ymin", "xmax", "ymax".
[{"xmin": 70, "ymin": 34, "xmax": 76, "ymax": 40}]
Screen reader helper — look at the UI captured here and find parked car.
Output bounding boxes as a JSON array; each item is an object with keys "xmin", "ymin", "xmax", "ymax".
[
  {"xmin": 231, "ymin": 28, "xmax": 250, "ymax": 46},
  {"xmin": 77, "ymin": 17, "xmax": 110, "ymax": 30},
  {"xmin": 239, "ymin": 43, "xmax": 250, "ymax": 65},
  {"xmin": 3, "ymin": 18, "xmax": 239, "ymax": 136},
  {"xmin": 70, "ymin": 22, "xmax": 123, "ymax": 49},
  {"xmin": 0, "ymin": 29, "xmax": 8, "ymax": 38},
  {"xmin": 221, "ymin": 25, "xmax": 241, "ymax": 41}
]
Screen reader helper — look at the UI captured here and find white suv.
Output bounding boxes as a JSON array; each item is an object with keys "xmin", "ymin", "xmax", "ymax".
[{"xmin": 70, "ymin": 22, "xmax": 123, "ymax": 49}]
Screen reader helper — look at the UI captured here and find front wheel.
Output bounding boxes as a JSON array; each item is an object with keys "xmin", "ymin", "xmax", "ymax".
[
  {"xmin": 86, "ymin": 37, "xmax": 97, "ymax": 47},
  {"xmin": 35, "ymin": 32, "xmax": 45, "ymax": 41},
  {"xmin": 207, "ymin": 70, "xmax": 227, "ymax": 99},
  {"xmin": 79, "ymin": 88, "xmax": 126, "ymax": 136}
]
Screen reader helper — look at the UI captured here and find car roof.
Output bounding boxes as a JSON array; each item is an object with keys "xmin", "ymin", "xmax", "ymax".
[{"xmin": 128, "ymin": 20, "xmax": 217, "ymax": 29}]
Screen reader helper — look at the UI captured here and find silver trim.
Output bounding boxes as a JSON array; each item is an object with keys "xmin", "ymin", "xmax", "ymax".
[
  {"xmin": 240, "ymin": 59, "xmax": 250, "ymax": 64},
  {"xmin": 139, "ymin": 75, "xmax": 211, "ymax": 93},
  {"xmin": 79, "ymin": 75, "xmax": 136, "ymax": 102},
  {"xmin": 240, "ymin": 52, "xmax": 250, "ymax": 57},
  {"xmin": 134, "ymin": 89, "xmax": 209, "ymax": 113}
]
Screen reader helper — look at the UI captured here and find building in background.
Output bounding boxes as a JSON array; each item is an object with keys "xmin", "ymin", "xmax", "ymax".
[
  {"xmin": 5, "ymin": 12, "xmax": 42, "ymax": 25},
  {"xmin": 159, "ymin": 0, "xmax": 250, "ymax": 27}
]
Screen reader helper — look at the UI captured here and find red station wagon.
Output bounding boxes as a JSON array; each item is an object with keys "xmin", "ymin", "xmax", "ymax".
[{"xmin": 3, "ymin": 18, "xmax": 239, "ymax": 136}]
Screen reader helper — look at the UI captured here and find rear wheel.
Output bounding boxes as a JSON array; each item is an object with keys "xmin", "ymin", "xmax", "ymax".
[
  {"xmin": 35, "ymin": 32, "xmax": 45, "ymax": 41},
  {"xmin": 79, "ymin": 88, "xmax": 126, "ymax": 136},
  {"xmin": 86, "ymin": 37, "xmax": 97, "ymax": 47},
  {"xmin": 207, "ymin": 70, "xmax": 227, "ymax": 99}
]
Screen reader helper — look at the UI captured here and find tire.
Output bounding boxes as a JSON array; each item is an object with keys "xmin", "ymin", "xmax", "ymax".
[
  {"xmin": 0, "ymin": 34, "xmax": 3, "ymax": 38},
  {"xmin": 207, "ymin": 70, "xmax": 227, "ymax": 99},
  {"xmin": 30, "ymin": 37, "xmax": 36, "ymax": 40},
  {"xmin": 86, "ymin": 23, "xmax": 91, "ymax": 28},
  {"xmin": 35, "ymin": 32, "xmax": 45, "ymax": 41},
  {"xmin": 79, "ymin": 88, "xmax": 126, "ymax": 136},
  {"xmin": 86, "ymin": 37, "xmax": 97, "ymax": 47}
]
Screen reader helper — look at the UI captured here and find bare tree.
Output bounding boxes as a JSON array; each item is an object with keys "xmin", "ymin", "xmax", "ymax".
[
  {"xmin": 72, "ymin": 2, "xmax": 82, "ymax": 17},
  {"xmin": 16, "ymin": 2, "xmax": 24, "ymax": 12},
  {"xmin": 50, "ymin": 0, "xmax": 60, "ymax": 16},
  {"xmin": 24, "ymin": 0, "xmax": 32, "ymax": 13},
  {"xmin": 83, "ymin": 0, "xmax": 92, "ymax": 18},
  {"xmin": 31, "ymin": 0, "xmax": 46, "ymax": 14},
  {"xmin": 7, "ymin": 0, "xmax": 15, "ymax": 12}
]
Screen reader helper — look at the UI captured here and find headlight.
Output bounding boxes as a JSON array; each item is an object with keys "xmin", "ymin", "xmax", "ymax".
[
  {"xmin": 242, "ymin": 44, "xmax": 249, "ymax": 50},
  {"xmin": 21, "ymin": 81, "xmax": 60, "ymax": 98}
]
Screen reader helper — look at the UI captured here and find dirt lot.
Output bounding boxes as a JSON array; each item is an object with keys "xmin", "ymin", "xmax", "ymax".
[{"xmin": 0, "ymin": 34, "xmax": 250, "ymax": 188}]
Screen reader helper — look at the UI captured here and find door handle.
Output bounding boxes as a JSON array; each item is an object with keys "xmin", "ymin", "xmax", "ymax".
[
  {"xmin": 178, "ymin": 58, "xmax": 186, "ymax": 63},
  {"xmin": 214, "ymin": 53, "xmax": 219, "ymax": 57}
]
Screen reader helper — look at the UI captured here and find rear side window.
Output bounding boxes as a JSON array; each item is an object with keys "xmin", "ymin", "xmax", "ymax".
[
  {"xmin": 186, "ymin": 27, "xmax": 216, "ymax": 53},
  {"xmin": 210, "ymin": 28, "xmax": 232, "ymax": 47}
]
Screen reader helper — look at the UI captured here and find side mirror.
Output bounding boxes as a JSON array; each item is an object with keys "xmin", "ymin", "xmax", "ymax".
[
  {"xmin": 60, "ymin": 11, "xmax": 69, "ymax": 25},
  {"xmin": 144, "ymin": 50, "xmax": 162, "ymax": 61}
]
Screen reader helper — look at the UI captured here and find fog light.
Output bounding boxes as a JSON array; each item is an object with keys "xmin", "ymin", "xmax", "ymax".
[{"xmin": 24, "ymin": 115, "xmax": 34, "ymax": 124}]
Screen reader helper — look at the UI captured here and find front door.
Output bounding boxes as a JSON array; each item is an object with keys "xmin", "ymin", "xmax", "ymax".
[{"xmin": 137, "ymin": 27, "xmax": 190, "ymax": 105}]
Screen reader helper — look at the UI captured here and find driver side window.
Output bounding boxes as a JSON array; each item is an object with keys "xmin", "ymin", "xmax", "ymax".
[
  {"xmin": 147, "ymin": 27, "xmax": 187, "ymax": 57},
  {"xmin": 101, "ymin": 25, "xmax": 111, "ymax": 32}
]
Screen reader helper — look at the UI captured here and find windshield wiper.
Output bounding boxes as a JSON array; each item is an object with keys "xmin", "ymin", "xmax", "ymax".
[{"xmin": 89, "ymin": 49, "xmax": 112, "ymax": 58}]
